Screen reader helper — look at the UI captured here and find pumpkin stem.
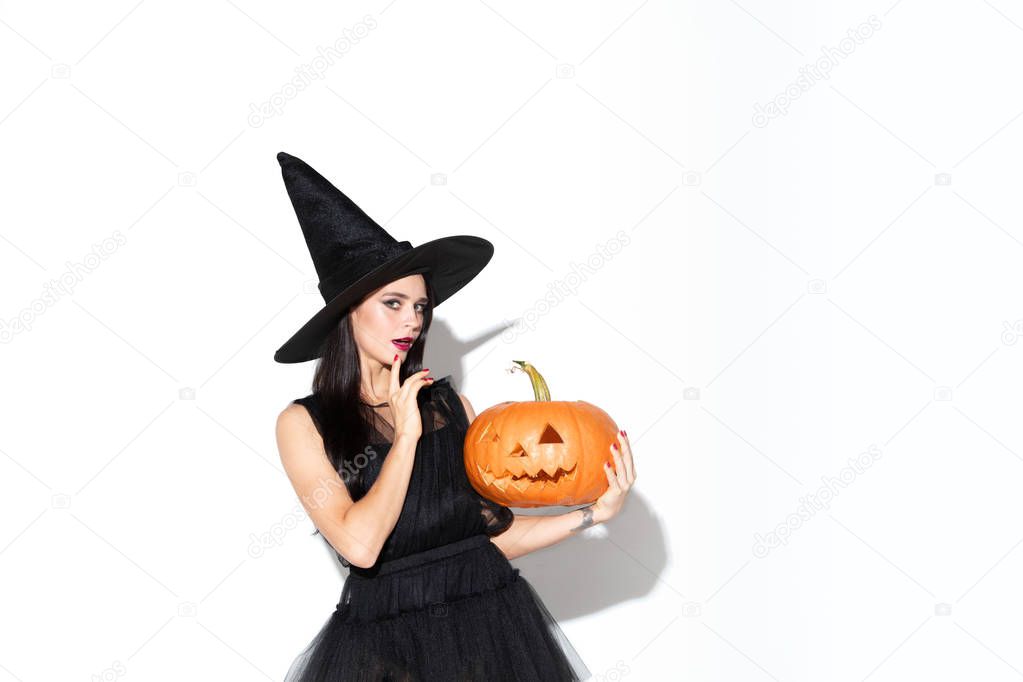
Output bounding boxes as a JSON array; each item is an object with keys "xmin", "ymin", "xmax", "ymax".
[{"xmin": 511, "ymin": 360, "xmax": 551, "ymax": 401}]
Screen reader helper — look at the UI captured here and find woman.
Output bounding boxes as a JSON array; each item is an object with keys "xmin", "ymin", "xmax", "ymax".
[{"xmin": 273, "ymin": 152, "xmax": 636, "ymax": 681}]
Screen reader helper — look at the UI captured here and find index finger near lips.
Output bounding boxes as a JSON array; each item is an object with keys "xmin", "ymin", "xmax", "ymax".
[{"xmin": 390, "ymin": 353, "xmax": 402, "ymax": 396}]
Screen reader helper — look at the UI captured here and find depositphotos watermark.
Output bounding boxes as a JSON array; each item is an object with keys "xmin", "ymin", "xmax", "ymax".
[
  {"xmin": 752, "ymin": 444, "xmax": 882, "ymax": 558},
  {"xmin": 752, "ymin": 15, "xmax": 882, "ymax": 128},
  {"xmin": 500, "ymin": 229, "xmax": 631, "ymax": 343},
  {"xmin": 247, "ymin": 15, "xmax": 378, "ymax": 128},
  {"xmin": 0, "ymin": 230, "xmax": 127, "ymax": 344}
]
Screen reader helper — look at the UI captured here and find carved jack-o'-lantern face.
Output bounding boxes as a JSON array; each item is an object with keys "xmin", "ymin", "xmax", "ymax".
[{"xmin": 463, "ymin": 361, "xmax": 618, "ymax": 507}]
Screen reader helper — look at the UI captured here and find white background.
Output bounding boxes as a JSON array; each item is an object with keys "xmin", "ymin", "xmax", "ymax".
[{"xmin": 3, "ymin": 1, "xmax": 1023, "ymax": 680}]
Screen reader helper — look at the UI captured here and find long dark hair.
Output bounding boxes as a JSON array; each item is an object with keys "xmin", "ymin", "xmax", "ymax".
[{"xmin": 308, "ymin": 275, "xmax": 436, "ymax": 537}]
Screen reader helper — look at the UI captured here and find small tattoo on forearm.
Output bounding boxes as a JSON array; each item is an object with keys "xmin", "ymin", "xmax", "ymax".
[{"xmin": 570, "ymin": 506, "xmax": 595, "ymax": 533}]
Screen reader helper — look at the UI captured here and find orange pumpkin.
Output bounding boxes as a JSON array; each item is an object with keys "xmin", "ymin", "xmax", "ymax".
[{"xmin": 463, "ymin": 360, "xmax": 619, "ymax": 507}]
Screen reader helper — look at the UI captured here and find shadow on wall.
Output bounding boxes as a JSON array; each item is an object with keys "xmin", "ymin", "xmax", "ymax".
[
  {"xmin": 508, "ymin": 496, "xmax": 664, "ymax": 621},
  {"xmin": 421, "ymin": 318, "xmax": 510, "ymax": 392}
]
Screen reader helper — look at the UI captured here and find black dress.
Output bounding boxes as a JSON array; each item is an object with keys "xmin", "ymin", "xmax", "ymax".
[{"xmin": 285, "ymin": 375, "xmax": 592, "ymax": 681}]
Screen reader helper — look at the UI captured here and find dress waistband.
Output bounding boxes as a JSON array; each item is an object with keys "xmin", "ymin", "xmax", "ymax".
[{"xmin": 348, "ymin": 534, "xmax": 490, "ymax": 578}]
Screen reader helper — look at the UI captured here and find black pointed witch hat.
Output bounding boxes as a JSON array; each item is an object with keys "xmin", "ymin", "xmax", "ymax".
[{"xmin": 273, "ymin": 151, "xmax": 493, "ymax": 363}]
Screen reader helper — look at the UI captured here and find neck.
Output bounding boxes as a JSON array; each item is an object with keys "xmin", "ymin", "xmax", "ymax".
[{"xmin": 359, "ymin": 355, "xmax": 394, "ymax": 404}]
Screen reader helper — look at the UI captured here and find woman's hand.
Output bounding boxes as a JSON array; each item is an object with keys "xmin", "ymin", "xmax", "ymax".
[
  {"xmin": 592, "ymin": 430, "xmax": 636, "ymax": 524},
  {"xmin": 388, "ymin": 354, "xmax": 433, "ymax": 443}
]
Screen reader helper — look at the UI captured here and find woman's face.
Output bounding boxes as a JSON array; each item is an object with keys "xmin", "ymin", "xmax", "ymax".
[{"xmin": 350, "ymin": 274, "xmax": 428, "ymax": 366}]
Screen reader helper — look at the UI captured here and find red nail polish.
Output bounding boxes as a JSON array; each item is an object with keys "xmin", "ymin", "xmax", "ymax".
[
  {"xmin": 423, "ymin": 368, "xmax": 429, "ymax": 372},
  {"xmin": 393, "ymin": 354, "xmax": 398, "ymax": 361},
  {"xmin": 623, "ymin": 429, "xmax": 627, "ymax": 437},
  {"xmin": 612, "ymin": 443, "xmax": 618, "ymax": 450}
]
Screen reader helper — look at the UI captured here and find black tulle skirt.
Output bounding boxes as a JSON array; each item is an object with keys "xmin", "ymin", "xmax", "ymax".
[{"xmin": 284, "ymin": 534, "xmax": 591, "ymax": 681}]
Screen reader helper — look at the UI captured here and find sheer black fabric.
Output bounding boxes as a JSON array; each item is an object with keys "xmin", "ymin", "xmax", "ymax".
[{"xmin": 286, "ymin": 375, "xmax": 591, "ymax": 681}]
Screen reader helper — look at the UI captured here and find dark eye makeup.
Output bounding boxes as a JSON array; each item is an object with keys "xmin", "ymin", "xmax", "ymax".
[{"xmin": 386, "ymin": 299, "xmax": 426, "ymax": 312}]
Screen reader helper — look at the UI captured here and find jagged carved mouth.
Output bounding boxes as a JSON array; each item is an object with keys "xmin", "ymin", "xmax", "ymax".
[{"xmin": 475, "ymin": 462, "xmax": 578, "ymax": 493}]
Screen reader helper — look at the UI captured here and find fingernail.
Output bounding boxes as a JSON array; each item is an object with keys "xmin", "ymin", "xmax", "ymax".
[
  {"xmin": 623, "ymin": 429, "xmax": 627, "ymax": 437},
  {"xmin": 393, "ymin": 354, "xmax": 398, "ymax": 361},
  {"xmin": 426, "ymin": 377, "xmax": 434, "ymax": 382},
  {"xmin": 422, "ymin": 367, "xmax": 429, "ymax": 372},
  {"xmin": 612, "ymin": 443, "xmax": 618, "ymax": 450}
]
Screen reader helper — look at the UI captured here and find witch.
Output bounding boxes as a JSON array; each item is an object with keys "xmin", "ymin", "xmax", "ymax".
[{"xmin": 273, "ymin": 152, "xmax": 636, "ymax": 681}]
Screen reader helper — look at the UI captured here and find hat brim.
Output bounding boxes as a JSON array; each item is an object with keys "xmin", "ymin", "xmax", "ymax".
[{"xmin": 274, "ymin": 235, "xmax": 493, "ymax": 363}]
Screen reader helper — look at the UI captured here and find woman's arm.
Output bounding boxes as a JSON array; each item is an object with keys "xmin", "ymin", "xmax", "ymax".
[
  {"xmin": 490, "ymin": 507, "xmax": 601, "ymax": 560},
  {"xmin": 276, "ymin": 402, "xmax": 419, "ymax": 568}
]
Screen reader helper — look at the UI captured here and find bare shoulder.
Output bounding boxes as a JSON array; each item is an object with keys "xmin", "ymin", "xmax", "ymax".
[
  {"xmin": 457, "ymin": 393, "xmax": 477, "ymax": 423},
  {"xmin": 275, "ymin": 402, "xmax": 323, "ymax": 460},
  {"xmin": 277, "ymin": 401, "xmax": 315, "ymax": 432}
]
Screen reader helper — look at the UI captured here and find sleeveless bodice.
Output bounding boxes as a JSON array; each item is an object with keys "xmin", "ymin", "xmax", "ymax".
[{"xmin": 291, "ymin": 375, "xmax": 513, "ymax": 573}]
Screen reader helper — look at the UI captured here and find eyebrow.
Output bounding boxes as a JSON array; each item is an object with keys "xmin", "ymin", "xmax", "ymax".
[{"xmin": 382, "ymin": 291, "xmax": 429, "ymax": 303}]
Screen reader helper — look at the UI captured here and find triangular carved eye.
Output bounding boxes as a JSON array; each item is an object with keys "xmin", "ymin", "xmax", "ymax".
[
  {"xmin": 538, "ymin": 423, "xmax": 563, "ymax": 444},
  {"xmin": 476, "ymin": 423, "xmax": 501, "ymax": 444},
  {"xmin": 510, "ymin": 443, "xmax": 527, "ymax": 457}
]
